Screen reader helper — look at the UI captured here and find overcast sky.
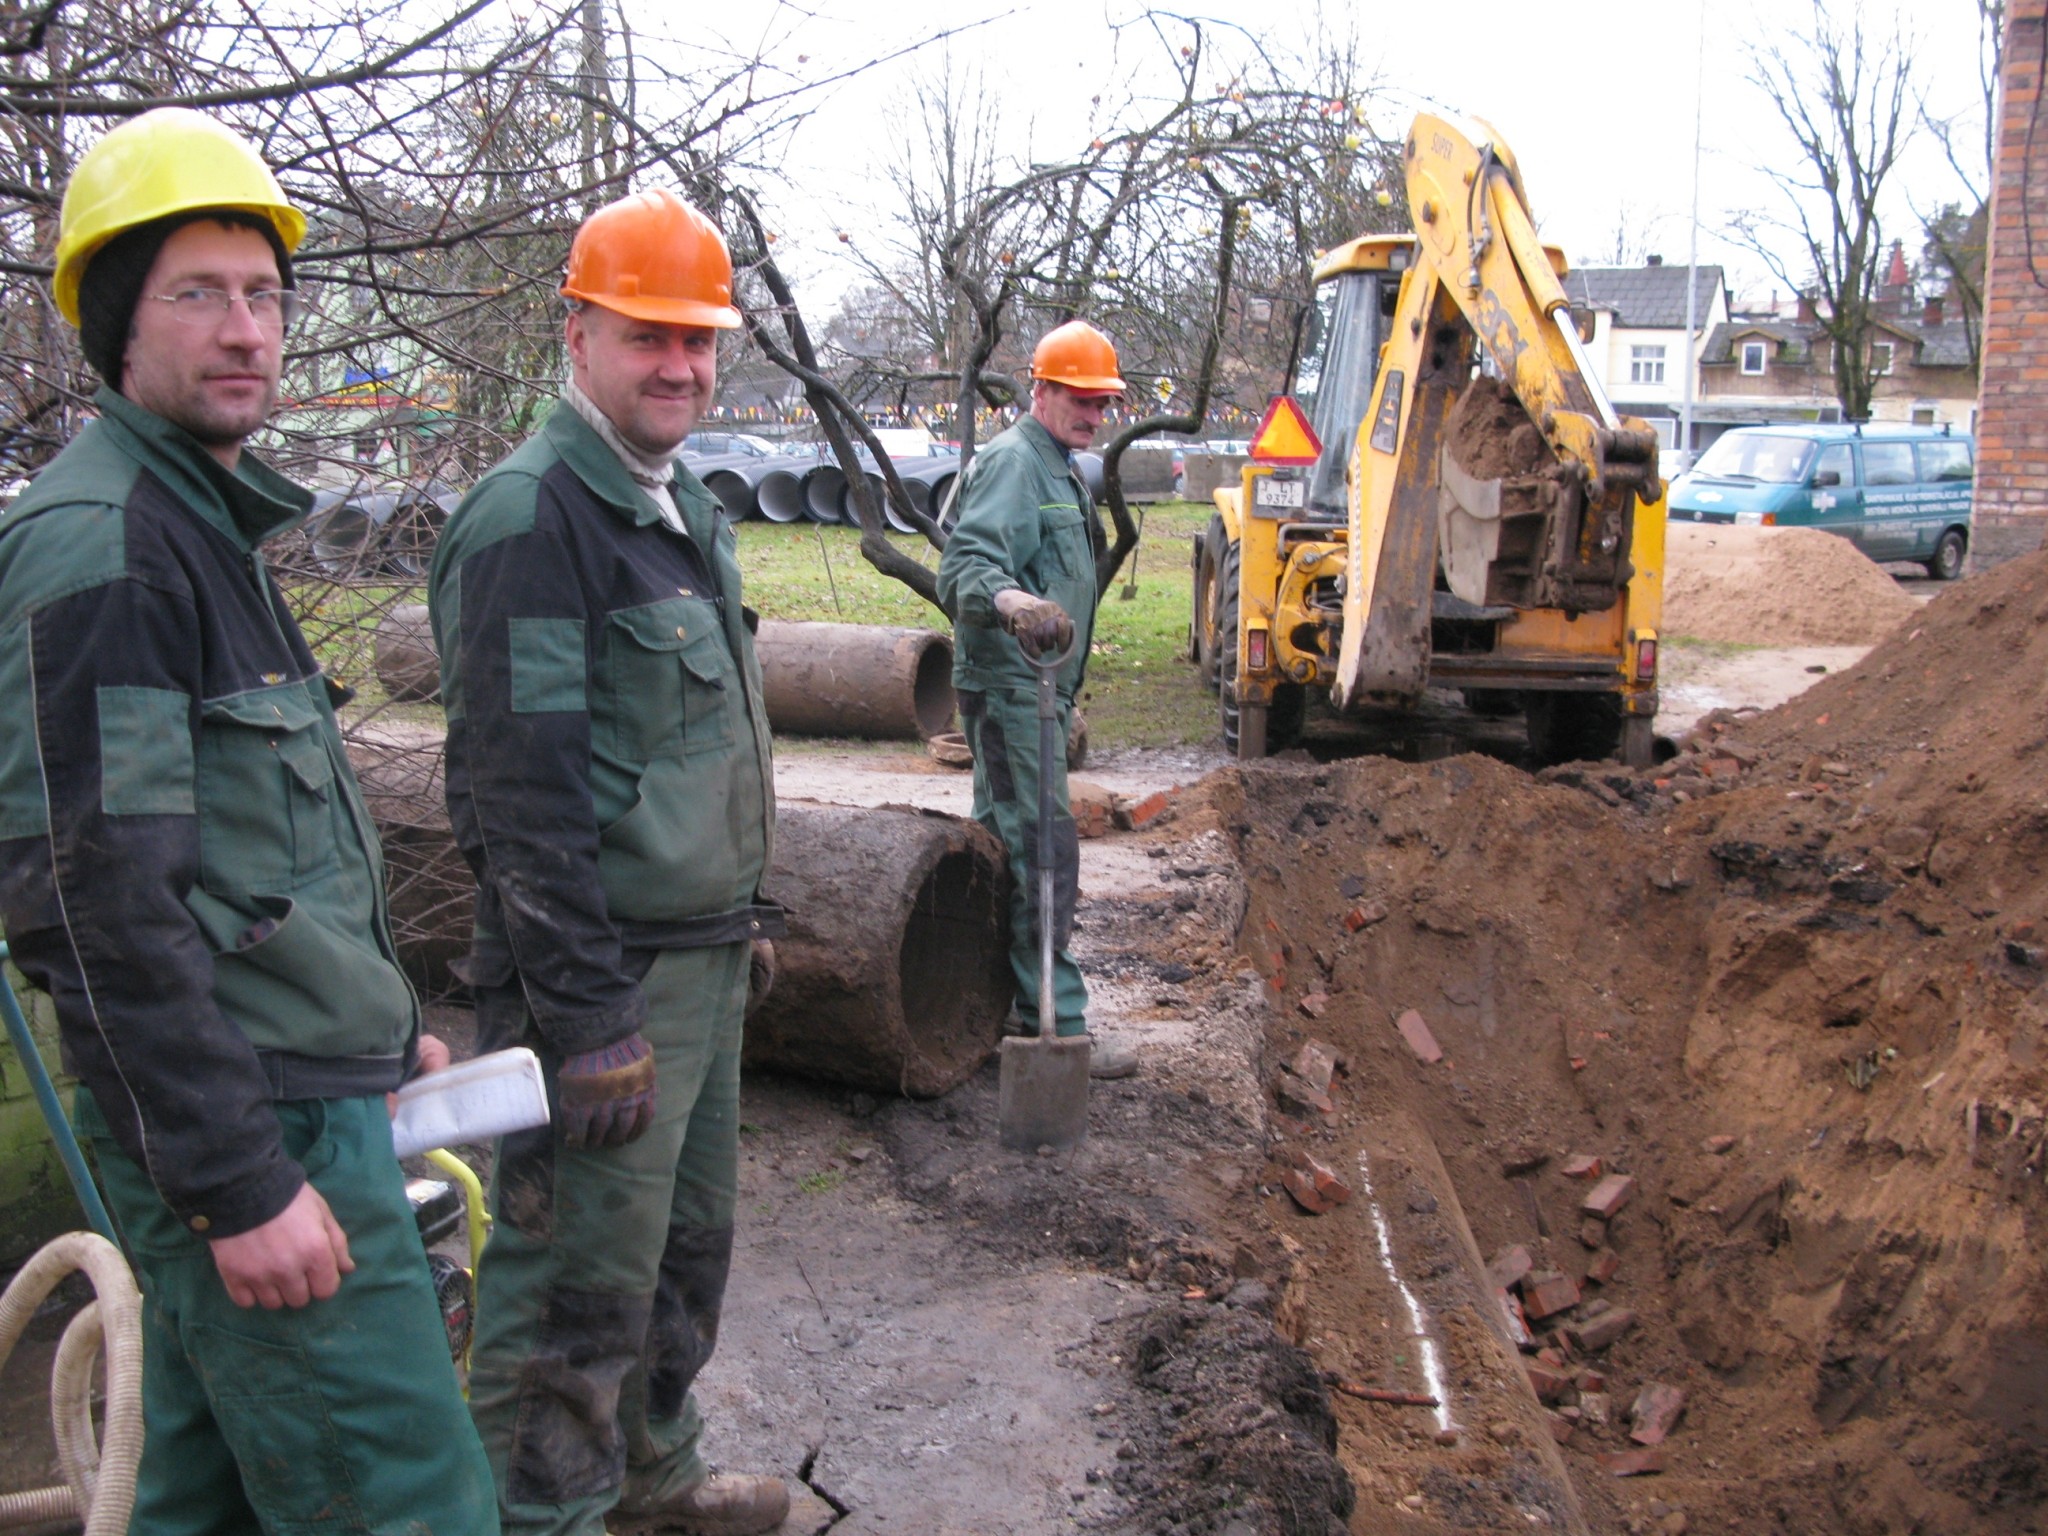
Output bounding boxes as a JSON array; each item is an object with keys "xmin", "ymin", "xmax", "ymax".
[{"xmin": 672, "ymin": 0, "xmax": 1994, "ymax": 314}]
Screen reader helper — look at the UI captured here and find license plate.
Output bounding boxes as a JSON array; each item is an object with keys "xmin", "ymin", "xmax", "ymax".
[{"xmin": 1254, "ymin": 477, "xmax": 1305, "ymax": 510}]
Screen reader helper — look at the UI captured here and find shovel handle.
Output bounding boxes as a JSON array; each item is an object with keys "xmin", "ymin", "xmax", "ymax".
[{"xmin": 1025, "ymin": 635, "xmax": 1076, "ymax": 1042}]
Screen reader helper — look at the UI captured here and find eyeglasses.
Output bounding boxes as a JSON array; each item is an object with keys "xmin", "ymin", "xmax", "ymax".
[{"xmin": 144, "ymin": 287, "xmax": 304, "ymax": 330}]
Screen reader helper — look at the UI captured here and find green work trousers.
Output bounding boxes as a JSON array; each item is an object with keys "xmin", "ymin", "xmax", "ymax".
[
  {"xmin": 466, "ymin": 943, "xmax": 748, "ymax": 1536},
  {"xmin": 75, "ymin": 1090, "xmax": 497, "ymax": 1536},
  {"xmin": 959, "ymin": 686, "xmax": 1089, "ymax": 1035}
]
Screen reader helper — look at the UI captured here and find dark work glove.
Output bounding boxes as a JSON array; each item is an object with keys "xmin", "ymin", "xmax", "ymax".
[
  {"xmin": 747, "ymin": 938, "xmax": 777, "ymax": 1018},
  {"xmin": 557, "ymin": 1032, "xmax": 657, "ymax": 1148},
  {"xmin": 997, "ymin": 593, "xmax": 1074, "ymax": 658}
]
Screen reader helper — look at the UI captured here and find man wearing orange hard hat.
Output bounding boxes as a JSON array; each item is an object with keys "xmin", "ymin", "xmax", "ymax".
[
  {"xmin": 937, "ymin": 319, "xmax": 1141, "ymax": 1080},
  {"xmin": 0, "ymin": 108, "xmax": 494, "ymax": 1533},
  {"xmin": 430, "ymin": 189, "xmax": 787, "ymax": 1536}
]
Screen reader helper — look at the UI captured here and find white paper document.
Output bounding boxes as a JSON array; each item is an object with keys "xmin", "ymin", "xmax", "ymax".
[{"xmin": 390, "ymin": 1047, "xmax": 550, "ymax": 1158}]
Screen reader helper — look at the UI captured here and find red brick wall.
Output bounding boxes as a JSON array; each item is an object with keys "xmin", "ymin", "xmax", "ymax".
[{"xmin": 1976, "ymin": 0, "xmax": 2048, "ymax": 568}]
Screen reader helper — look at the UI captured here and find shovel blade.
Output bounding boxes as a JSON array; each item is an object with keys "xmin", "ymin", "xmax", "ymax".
[{"xmin": 997, "ymin": 1035, "xmax": 1091, "ymax": 1152}]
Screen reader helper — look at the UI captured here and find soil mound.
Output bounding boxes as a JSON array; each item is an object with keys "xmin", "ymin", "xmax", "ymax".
[
  {"xmin": 1180, "ymin": 556, "xmax": 2048, "ymax": 1532},
  {"xmin": 1663, "ymin": 521, "xmax": 1916, "ymax": 646}
]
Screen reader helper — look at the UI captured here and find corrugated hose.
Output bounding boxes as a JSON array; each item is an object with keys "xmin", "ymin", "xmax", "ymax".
[{"xmin": 0, "ymin": 1231, "xmax": 142, "ymax": 1533}]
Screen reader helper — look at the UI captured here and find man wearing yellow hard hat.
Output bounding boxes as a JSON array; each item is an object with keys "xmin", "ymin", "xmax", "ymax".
[
  {"xmin": 0, "ymin": 109, "xmax": 495, "ymax": 1531},
  {"xmin": 937, "ymin": 320, "xmax": 1141, "ymax": 1079},
  {"xmin": 429, "ymin": 189, "xmax": 787, "ymax": 1536}
]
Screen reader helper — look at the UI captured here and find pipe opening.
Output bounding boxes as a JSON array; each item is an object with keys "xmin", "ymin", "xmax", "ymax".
[
  {"xmin": 756, "ymin": 471, "xmax": 806, "ymax": 523},
  {"xmin": 896, "ymin": 848, "xmax": 1011, "ymax": 1091},
  {"xmin": 912, "ymin": 635, "xmax": 958, "ymax": 739},
  {"xmin": 804, "ymin": 467, "xmax": 847, "ymax": 523},
  {"xmin": 704, "ymin": 470, "xmax": 755, "ymax": 523}
]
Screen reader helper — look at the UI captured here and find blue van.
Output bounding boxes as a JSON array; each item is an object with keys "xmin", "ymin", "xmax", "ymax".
[{"xmin": 1667, "ymin": 424, "xmax": 1975, "ymax": 580}]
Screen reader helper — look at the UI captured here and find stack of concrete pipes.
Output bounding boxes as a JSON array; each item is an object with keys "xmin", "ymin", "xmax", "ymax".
[{"xmin": 689, "ymin": 450, "xmax": 962, "ymax": 533}]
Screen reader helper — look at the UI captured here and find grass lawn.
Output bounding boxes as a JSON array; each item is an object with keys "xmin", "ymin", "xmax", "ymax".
[{"xmin": 733, "ymin": 501, "xmax": 1221, "ymax": 750}]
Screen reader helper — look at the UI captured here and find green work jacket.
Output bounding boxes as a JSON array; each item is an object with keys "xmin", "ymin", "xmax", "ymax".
[
  {"xmin": 937, "ymin": 415, "xmax": 1099, "ymax": 699},
  {"xmin": 0, "ymin": 389, "xmax": 417, "ymax": 1237}
]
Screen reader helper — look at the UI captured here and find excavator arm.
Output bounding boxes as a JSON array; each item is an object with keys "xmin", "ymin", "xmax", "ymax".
[{"xmin": 1332, "ymin": 112, "xmax": 1663, "ymax": 712}]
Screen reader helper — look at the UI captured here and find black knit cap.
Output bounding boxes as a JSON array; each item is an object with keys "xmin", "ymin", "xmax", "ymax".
[{"xmin": 75, "ymin": 209, "xmax": 295, "ymax": 385}]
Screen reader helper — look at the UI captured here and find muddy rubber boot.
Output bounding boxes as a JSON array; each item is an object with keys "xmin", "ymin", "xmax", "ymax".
[
  {"xmin": 613, "ymin": 1471, "xmax": 790, "ymax": 1536},
  {"xmin": 1088, "ymin": 1036, "xmax": 1139, "ymax": 1080}
]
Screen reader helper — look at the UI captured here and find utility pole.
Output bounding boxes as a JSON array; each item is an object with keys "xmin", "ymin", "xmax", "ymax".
[{"xmin": 1679, "ymin": 0, "xmax": 1705, "ymax": 473}]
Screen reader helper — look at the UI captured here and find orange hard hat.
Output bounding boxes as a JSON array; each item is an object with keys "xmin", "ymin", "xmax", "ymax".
[
  {"xmin": 1031, "ymin": 320, "xmax": 1124, "ymax": 393},
  {"xmin": 561, "ymin": 188, "xmax": 742, "ymax": 328}
]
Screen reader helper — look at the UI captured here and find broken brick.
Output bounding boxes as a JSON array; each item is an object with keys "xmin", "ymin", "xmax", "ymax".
[
  {"xmin": 1290, "ymin": 1039, "xmax": 1338, "ymax": 1092},
  {"xmin": 1579, "ymin": 1218, "xmax": 1609, "ymax": 1250},
  {"xmin": 1342, "ymin": 900, "xmax": 1389, "ymax": 931},
  {"xmin": 1700, "ymin": 756, "xmax": 1742, "ymax": 781},
  {"xmin": 1526, "ymin": 1363, "xmax": 1573, "ymax": 1404},
  {"xmin": 1579, "ymin": 1391, "xmax": 1611, "ymax": 1427},
  {"xmin": 1272, "ymin": 1071, "xmax": 1334, "ymax": 1121},
  {"xmin": 1496, "ymin": 1289, "xmax": 1535, "ymax": 1350},
  {"xmin": 1575, "ymin": 1368, "xmax": 1607, "ymax": 1394},
  {"xmin": 1281, "ymin": 1154, "xmax": 1351, "ymax": 1214},
  {"xmin": 1536, "ymin": 1347, "xmax": 1567, "ymax": 1369},
  {"xmin": 1394, "ymin": 1009, "xmax": 1443, "ymax": 1063},
  {"xmin": 1703, "ymin": 1134, "xmax": 1737, "ymax": 1154},
  {"xmin": 1296, "ymin": 991, "xmax": 1329, "ymax": 1021},
  {"xmin": 1629, "ymin": 1383, "xmax": 1688, "ymax": 1447},
  {"xmin": 1546, "ymin": 1412, "xmax": 1575, "ymax": 1444},
  {"xmin": 1582, "ymin": 1174, "xmax": 1638, "ymax": 1220},
  {"xmin": 1598, "ymin": 1448, "xmax": 1667, "ymax": 1478},
  {"xmin": 1520, "ymin": 1271, "xmax": 1581, "ymax": 1322},
  {"xmin": 1566, "ymin": 1307, "xmax": 1637, "ymax": 1352},
  {"xmin": 1586, "ymin": 1250, "xmax": 1621, "ymax": 1285},
  {"xmin": 1488, "ymin": 1244, "xmax": 1535, "ymax": 1291},
  {"xmin": 1070, "ymin": 799, "xmax": 1113, "ymax": 839},
  {"xmin": 1561, "ymin": 1154, "xmax": 1604, "ymax": 1180},
  {"xmin": 1112, "ymin": 790, "xmax": 1171, "ymax": 831}
]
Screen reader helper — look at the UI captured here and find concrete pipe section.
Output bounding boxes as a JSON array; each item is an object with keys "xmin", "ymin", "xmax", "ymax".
[
  {"xmin": 755, "ymin": 464, "xmax": 810, "ymax": 522},
  {"xmin": 745, "ymin": 803, "xmax": 1013, "ymax": 1097},
  {"xmin": 755, "ymin": 620, "xmax": 957, "ymax": 741},
  {"xmin": 802, "ymin": 464, "xmax": 848, "ymax": 524}
]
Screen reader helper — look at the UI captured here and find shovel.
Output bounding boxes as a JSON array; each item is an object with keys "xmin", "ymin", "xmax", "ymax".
[{"xmin": 997, "ymin": 633, "xmax": 1090, "ymax": 1152}]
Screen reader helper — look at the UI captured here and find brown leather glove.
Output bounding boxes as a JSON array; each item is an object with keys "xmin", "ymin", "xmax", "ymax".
[
  {"xmin": 557, "ymin": 1032, "xmax": 657, "ymax": 1148},
  {"xmin": 747, "ymin": 938, "xmax": 776, "ymax": 1017},
  {"xmin": 996, "ymin": 591, "xmax": 1073, "ymax": 658}
]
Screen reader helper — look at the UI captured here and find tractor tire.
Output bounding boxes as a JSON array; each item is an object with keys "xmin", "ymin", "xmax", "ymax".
[{"xmin": 1193, "ymin": 513, "xmax": 1228, "ymax": 690}]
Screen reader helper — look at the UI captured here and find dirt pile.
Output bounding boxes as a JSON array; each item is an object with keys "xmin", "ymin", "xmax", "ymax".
[
  {"xmin": 1445, "ymin": 376, "xmax": 1549, "ymax": 479},
  {"xmin": 1176, "ymin": 549, "xmax": 2048, "ymax": 1534},
  {"xmin": 1662, "ymin": 522, "xmax": 1917, "ymax": 647}
]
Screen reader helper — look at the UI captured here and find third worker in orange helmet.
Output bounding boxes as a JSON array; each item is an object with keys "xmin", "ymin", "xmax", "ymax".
[
  {"xmin": 937, "ymin": 320, "xmax": 1141, "ymax": 1079},
  {"xmin": 429, "ymin": 188, "xmax": 787, "ymax": 1536}
]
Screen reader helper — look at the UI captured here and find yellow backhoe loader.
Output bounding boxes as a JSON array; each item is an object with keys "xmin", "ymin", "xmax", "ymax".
[{"xmin": 1190, "ymin": 112, "xmax": 1665, "ymax": 766}]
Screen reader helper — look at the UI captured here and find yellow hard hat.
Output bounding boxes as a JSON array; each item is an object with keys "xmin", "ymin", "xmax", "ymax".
[
  {"xmin": 52, "ymin": 108, "xmax": 305, "ymax": 327},
  {"xmin": 1031, "ymin": 321, "xmax": 1125, "ymax": 393},
  {"xmin": 561, "ymin": 189, "xmax": 743, "ymax": 329}
]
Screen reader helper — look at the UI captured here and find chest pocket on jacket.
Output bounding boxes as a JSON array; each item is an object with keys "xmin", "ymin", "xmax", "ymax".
[
  {"xmin": 1036, "ymin": 503, "xmax": 1092, "ymax": 584},
  {"xmin": 195, "ymin": 684, "xmax": 339, "ymax": 894},
  {"xmin": 604, "ymin": 597, "xmax": 736, "ymax": 761}
]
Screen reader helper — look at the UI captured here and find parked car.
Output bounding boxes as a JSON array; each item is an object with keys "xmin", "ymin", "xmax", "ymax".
[
  {"xmin": 1666, "ymin": 423, "xmax": 1975, "ymax": 580},
  {"xmin": 684, "ymin": 430, "xmax": 775, "ymax": 457}
]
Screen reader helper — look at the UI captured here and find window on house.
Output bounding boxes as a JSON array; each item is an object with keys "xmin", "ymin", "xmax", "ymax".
[
  {"xmin": 1870, "ymin": 341, "xmax": 1894, "ymax": 375},
  {"xmin": 1910, "ymin": 405, "xmax": 1936, "ymax": 426},
  {"xmin": 1740, "ymin": 341, "xmax": 1767, "ymax": 375},
  {"xmin": 1629, "ymin": 345, "xmax": 1666, "ymax": 385}
]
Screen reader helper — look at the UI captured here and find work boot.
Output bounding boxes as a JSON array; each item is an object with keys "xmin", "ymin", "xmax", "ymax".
[
  {"xmin": 613, "ymin": 1472, "xmax": 790, "ymax": 1536},
  {"xmin": 1088, "ymin": 1037, "xmax": 1139, "ymax": 1079}
]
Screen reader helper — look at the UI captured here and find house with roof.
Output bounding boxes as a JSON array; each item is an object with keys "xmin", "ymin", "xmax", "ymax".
[
  {"xmin": 1696, "ymin": 242, "xmax": 1977, "ymax": 440},
  {"xmin": 1563, "ymin": 259, "xmax": 1729, "ymax": 457}
]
